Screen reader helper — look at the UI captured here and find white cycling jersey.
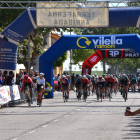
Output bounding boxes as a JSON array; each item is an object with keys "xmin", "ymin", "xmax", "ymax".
[{"xmin": 97, "ymin": 78, "xmax": 105, "ymax": 83}]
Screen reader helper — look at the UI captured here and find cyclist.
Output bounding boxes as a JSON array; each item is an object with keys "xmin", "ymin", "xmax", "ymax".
[
  {"xmin": 131, "ymin": 74, "xmax": 138, "ymax": 91},
  {"xmin": 107, "ymin": 75, "xmax": 115, "ymax": 98},
  {"xmin": 81, "ymin": 75, "xmax": 89, "ymax": 97},
  {"xmin": 22, "ymin": 75, "xmax": 34, "ymax": 104},
  {"xmin": 86, "ymin": 74, "xmax": 92, "ymax": 96},
  {"xmin": 75, "ymin": 75, "xmax": 82, "ymax": 98},
  {"xmin": 114, "ymin": 75, "xmax": 119, "ymax": 94},
  {"xmin": 96, "ymin": 76, "xmax": 106, "ymax": 99},
  {"xmin": 119, "ymin": 74, "xmax": 129, "ymax": 99},
  {"xmin": 33, "ymin": 73, "xmax": 45, "ymax": 105},
  {"xmin": 138, "ymin": 74, "xmax": 140, "ymax": 90},
  {"xmin": 61, "ymin": 75, "xmax": 69, "ymax": 98}
]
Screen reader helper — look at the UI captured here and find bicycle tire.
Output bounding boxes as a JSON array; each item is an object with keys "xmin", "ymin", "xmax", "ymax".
[
  {"xmin": 101, "ymin": 92, "xmax": 102, "ymax": 102},
  {"xmin": 134, "ymin": 85, "xmax": 135, "ymax": 94}
]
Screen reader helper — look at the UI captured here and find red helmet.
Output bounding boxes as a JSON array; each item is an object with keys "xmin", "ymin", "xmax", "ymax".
[
  {"xmin": 99, "ymin": 76, "xmax": 102, "ymax": 79},
  {"xmin": 24, "ymin": 75, "xmax": 28, "ymax": 80}
]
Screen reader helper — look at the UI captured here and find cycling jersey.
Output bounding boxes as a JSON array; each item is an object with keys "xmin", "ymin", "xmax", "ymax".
[
  {"xmin": 81, "ymin": 78, "xmax": 89, "ymax": 84},
  {"xmin": 62, "ymin": 78, "xmax": 69, "ymax": 85},
  {"xmin": 75, "ymin": 78, "xmax": 81, "ymax": 86},
  {"xmin": 108, "ymin": 78, "xmax": 115, "ymax": 83},
  {"xmin": 97, "ymin": 78, "xmax": 105, "ymax": 87},
  {"xmin": 131, "ymin": 76, "xmax": 138, "ymax": 83},
  {"xmin": 22, "ymin": 77, "xmax": 33, "ymax": 85},
  {"xmin": 33, "ymin": 76, "xmax": 45, "ymax": 85},
  {"xmin": 120, "ymin": 77, "xmax": 129, "ymax": 85}
]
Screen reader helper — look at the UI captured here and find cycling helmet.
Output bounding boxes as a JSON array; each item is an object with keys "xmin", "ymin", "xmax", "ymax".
[
  {"xmin": 99, "ymin": 76, "xmax": 102, "ymax": 79},
  {"xmin": 94, "ymin": 73, "xmax": 97, "ymax": 76},
  {"xmin": 24, "ymin": 75, "xmax": 28, "ymax": 79},
  {"xmin": 110, "ymin": 75, "xmax": 113, "ymax": 78},
  {"xmin": 103, "ymin": 74, "xmax": 105, "ymax": 77},
  {"xmin": 76, "ymin": 74, "xmax": 79, "ymax": 77},
  {"xmin": 122, "ymin": 74, "xmax": 125, "ymax": 78},
  {"xmin": 39, "ymin": 73, "xmax": 44, "ymax": 76},
  {"xmin": 0, "ymin": 70, "xmax": 2, "ymax": 73},
  {"xmin": 67, "ymin": 75, "xmax": 70, "ymax": 77},
  {"xmin": 83, "ymin": 75, "xmax": 86, "ymax": 78},
  {"xmin": 61, "ymin": 75, "xmax": 65, "ymax": 78},
  {"xmin": 79, "ymin": 75, "xmax": 82, "ymax": 79},
  {"xmin": 92, "ymin": 75, "xmax": 95, "ymax": 78}
]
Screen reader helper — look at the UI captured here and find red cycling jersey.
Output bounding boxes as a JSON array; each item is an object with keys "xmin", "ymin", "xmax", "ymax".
[
  {"xmin": 108, "ymin": 78, "xmax": 115, "ymax": 83},
  {"xmin": 81, "ymin": 78, "xmax": 89, "ymax": 84},
  {"xmin": 104, "ymin": 77, "xmax": 109, "ymax": 83},
  {"xmin": 22, "ymin": 77, "xmax": 33, "ymax": 85}
]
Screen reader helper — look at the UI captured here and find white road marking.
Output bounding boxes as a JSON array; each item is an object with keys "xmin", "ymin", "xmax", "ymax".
[
  {"xmin": 29, "ymin": 130, "xmax": 36, "ymax": 134},
  {"xmin": 54, "ymin": 120, "xmax": 58, "ymax": 122},
  {"xmin": 11, "ymin": 138, "xmax": 18, "ymax": 140},
  {"xmin": 76, "ymin": 109, "xmax": 80, "ymax": 111},
  {"xmin": 42, "ymin": 125, "xmax": 48, "ymax": 128}
]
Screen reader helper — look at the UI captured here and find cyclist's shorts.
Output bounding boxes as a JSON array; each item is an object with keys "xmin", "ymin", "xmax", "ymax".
[
  {"xmin": 107, "ymin": 82, "xmax": 113, "ymax": 87},
  {"xmin": 92, "ymin": 81, "xmax": 95, "ymax": 85},
  {"xmin": 121, "ymin": 81, "xmax": 128, "ymax": 86},
  {"xmin": 82, "ymin": 83, "xmax": 87, "ymax": 88},
  {"xmin": 115, "ymin": 81, "xmax": 118, "ymax": 84},
  {"xmin": 62, "ymin": 83, "xmax": 68, "ymax": 87},
  {"xmin": 37, "ymin": 84, "xmax": 43, "ymax": 91},
  {"xmin": 24, "ymin": 83, "xmax": 31, "ymax": 88}
]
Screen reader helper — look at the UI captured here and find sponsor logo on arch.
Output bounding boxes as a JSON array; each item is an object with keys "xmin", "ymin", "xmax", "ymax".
[{"xmin": 77, "ymin": 36, "xmax": 123, "ymax": 49}]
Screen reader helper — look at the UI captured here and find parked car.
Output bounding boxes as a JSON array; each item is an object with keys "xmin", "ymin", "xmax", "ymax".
[{"xmin": 54, "ymin": 75, "xmax": 59, "ymax": 91}]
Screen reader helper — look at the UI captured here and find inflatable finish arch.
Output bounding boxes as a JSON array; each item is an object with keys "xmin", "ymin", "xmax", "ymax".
[{"xmin": 1, "ymin": 8, "xmax": 140, "ymax": 97}]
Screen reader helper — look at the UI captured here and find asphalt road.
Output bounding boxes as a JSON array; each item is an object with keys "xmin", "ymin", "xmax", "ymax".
[{"xmin": 0, "ymin": 90, "xmax": 140, "ymax": 140}]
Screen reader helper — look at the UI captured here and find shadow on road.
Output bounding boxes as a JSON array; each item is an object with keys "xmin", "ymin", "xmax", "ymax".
[{"xmin": 123, "ymin": 115, "xmax": 140, "ymax": 139}]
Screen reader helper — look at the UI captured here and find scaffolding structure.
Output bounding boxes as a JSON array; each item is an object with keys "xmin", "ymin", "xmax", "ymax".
[{"xmin": 0, "ymin": 0, "xmax": 140, "ymax": 9}]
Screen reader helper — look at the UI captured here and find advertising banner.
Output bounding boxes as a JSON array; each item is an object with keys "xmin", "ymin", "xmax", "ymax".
[
  {"xmin": 37, "ymin": 2, "xmax": 109, "ymax": 28},
  {"xmin": 0, "ymin": 86, "xmax": 9, "ymax": 104},
  {"xmin": 100, "ymin": 49, "xmax": 140, "ymax": 58},
  {"xmin": 12, "ymin": 85, "xmax": 20, "ymax": 100}
]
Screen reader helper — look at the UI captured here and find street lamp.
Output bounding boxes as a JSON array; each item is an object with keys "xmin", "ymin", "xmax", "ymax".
[{"xmin": 87, "ymin": 31, "xmax": 93, "ymax": 57}]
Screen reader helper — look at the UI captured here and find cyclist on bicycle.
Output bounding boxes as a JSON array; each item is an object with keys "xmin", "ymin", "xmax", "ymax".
[
  {"xmin": 75, "ymin": 75, "xmax": 82, "ymax": 98},
  {"xmin": 138, "ymin": 74, "xmax": 140, "ymax": 89},
  {"xmin": 107, "ymin": 75, "xmax": 115, "ymax": 98},
  {"xmin": 22, "ymin": 75, "xmax": 34, "ymax": 104},
  {"xmin": 97, "ymin": 76, "xmax": 106, "ymax": 99},
  {"xmin": 33, "ymin": 73, "xmax": 45, "ymax": 105},
  {"xmin": 81, "ymin": 75, "xmax": 89, "ymax": 96},
  {"xmin": 119, "ymin": 74, "xmax": 129, "ymax": 99},
  {"xmin": 131, "ymin": 74, "xmax": 138, "ymax": 91},
  {"xmin": 61, "ymin": 75, "xmax": 69, "ymax": 98}
]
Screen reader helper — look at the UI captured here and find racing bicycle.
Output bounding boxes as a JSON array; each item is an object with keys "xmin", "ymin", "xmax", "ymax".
[
  {"xmin": 25, "ymin": 87, "xmax": 31, "ymax": 106},
  {"xmin": 63, "ymin": 85, "xmax": 68, "ymax": 103}
]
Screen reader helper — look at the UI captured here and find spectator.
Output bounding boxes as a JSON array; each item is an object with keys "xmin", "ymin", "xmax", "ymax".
[
  {"xmin": 0, "ymin": 70, "xmax": 2, "ymax": 77},
  {"xmin": 22, "ymin": 71, "xmax": 27, "ymax": 79},
  {"xmin": 72, "ymin": 73, "xmax": 75, "ymax": 90},
  {"xmin": 57, "ymin": 74, "xmax": 61, "ymax": 92},
  {"xmin": 7, "ymin": 71, "xmax": 13, "ymax": 86},
  {"xmin": 2, "ymin": 71, "xmax": 8, "ymax": 85}
]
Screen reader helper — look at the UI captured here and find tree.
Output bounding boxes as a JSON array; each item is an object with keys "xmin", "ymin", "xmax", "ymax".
[{"xmin": 0, "ymin": 1, "xmax": 70, "ymax": 70}]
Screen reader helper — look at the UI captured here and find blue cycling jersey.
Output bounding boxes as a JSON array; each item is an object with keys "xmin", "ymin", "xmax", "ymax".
[{"xmin": 131, "ymin": 76, "xmax": 138, "ymax": 82}]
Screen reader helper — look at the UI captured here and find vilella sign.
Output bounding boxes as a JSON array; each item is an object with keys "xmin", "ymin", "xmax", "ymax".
[{"xmin": 77, "ymin": 36, "xmax": 123, "ymax": 49}]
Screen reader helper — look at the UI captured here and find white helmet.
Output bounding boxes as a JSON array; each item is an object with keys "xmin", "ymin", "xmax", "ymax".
[
  {"xmin": 83, "ymin": 75, "xmax": 86, "ymax": 78},
  {"xmin": 39, "ymin": 73, "xmax": 44, "ymax": 76},
  {"xmin": 61, "ymin": 75, "xmax": 65, "ymax": 78}
]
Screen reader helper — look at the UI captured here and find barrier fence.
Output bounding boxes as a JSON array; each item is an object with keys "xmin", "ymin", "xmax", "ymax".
[{"xmin": 0, "ymin": 84, "xmax": 37, "ymax": 108}]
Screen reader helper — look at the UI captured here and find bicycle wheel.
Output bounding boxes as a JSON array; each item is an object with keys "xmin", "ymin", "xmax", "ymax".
[
  {"xmin": 96, "ymin": 90, "xmax": 99, "ymax": 101},
  {"xmin": 39, "ymin": 94, "xmax": 42, "ymax": 107},
  {"xmin": 134, "ymin": 85, "xmax": 135, "ymax": 94}
]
